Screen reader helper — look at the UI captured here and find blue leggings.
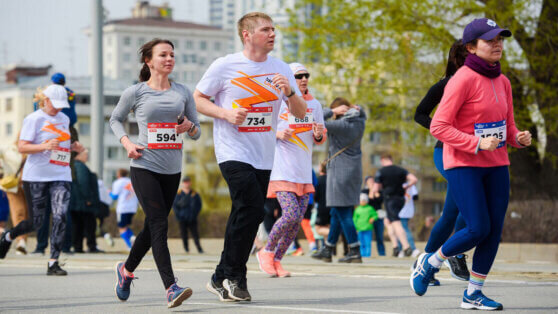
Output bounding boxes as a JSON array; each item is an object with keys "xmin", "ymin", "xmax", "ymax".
[
  {"xmin": 441, "ymin": 166, "xmax": 509, "ymax": 275},
  {"xmin": 424, "ymin": 148, "xmax": 466, "ymax": 253}
]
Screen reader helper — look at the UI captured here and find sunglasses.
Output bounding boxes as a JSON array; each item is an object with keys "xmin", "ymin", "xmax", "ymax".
[{"xmin": 294, "ymin": 73, "xmax": 310, "ymax": 79}]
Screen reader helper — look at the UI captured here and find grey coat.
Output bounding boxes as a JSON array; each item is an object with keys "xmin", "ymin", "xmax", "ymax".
[{"xmin": 323, "ymin": 107, "xmax": 366, "ymax": 207}]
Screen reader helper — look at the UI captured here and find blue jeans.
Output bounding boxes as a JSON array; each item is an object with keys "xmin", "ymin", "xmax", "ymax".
[
  {"xmin": 424, "ymin": 147, "xmax": 467, "ymax": 253},
  {"xmin": 373, "ymin": 218, "xmax": 385, "ymax": 256},
  {"xmin": 399, "ymin": 218, "xmax": 416, "ymax": 250},
  {"xmin": 358, "ymin": 230, "xmax": 372, "ymax": 257},
  {"xmin": 327, "ymin": 206, "xmax": 358, "ymax": 246},
  {"xmin": 442, "ymin": 166, "xmax": 509, "ymax": 275}
]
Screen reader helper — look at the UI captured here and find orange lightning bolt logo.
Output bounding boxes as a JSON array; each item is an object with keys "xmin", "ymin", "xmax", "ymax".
[
  {"xmin": 279, "ymin": 110, "xmax": 312, "ymax": 152},
  {"xmin": 41, "ymin": 122, "xmax": 71, "ymax": 142},
  {"xmin": 231, "ymin": 71, "xmax": 279, "ymax": 108}
]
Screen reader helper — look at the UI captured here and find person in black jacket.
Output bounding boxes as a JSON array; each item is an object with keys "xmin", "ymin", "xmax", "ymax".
[
  {"xmin": 70, "ymin": 149, "xmax": 102, "ymax": 253},
  {"xmin": 173, "ymin": 176, "xmax": 203, "ymax": 253}
]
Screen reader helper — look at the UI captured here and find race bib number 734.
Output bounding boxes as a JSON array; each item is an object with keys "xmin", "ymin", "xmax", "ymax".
[{"xmin": 238, "ymin": 107, "xmax": 272, "ymax": 133}]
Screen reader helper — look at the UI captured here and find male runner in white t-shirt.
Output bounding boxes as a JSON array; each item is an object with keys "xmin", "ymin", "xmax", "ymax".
[{"xmin": 194, "ymin": 12, "xmax": 307, "ymax": 302}]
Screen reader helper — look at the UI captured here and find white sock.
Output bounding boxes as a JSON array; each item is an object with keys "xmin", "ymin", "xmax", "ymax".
[
  {"xmin": 467, "ymin": 283, "xmax": 482, "ymax": 295},
  {"xmin": 48, "ymin": 260, "xmax": 56, "ymax": 267},
  {"xmin": 427, "ymin": 250, "xmax": 446, "ymax": 268},
  {"xmin": 5, "ymin": 232, "xmax": 12, "ymax": 242}
]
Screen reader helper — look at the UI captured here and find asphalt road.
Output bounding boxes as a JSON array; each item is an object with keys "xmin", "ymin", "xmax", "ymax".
[{"xmin": 1, "ymin": 250, "xmax": 557, "ymax": 313}]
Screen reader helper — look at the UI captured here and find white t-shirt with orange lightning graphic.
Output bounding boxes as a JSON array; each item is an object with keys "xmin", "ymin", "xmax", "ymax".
[
  {"xmin": 270, "ymin": 97, "xmax": 324, "ymax": 184},
  {"xmin": 20, "ymin": 109, "xmax": 72, "ymax": 182},
  {"xmin": 196, "ymin": 52, "xmax": 301, "ymax": 170}
]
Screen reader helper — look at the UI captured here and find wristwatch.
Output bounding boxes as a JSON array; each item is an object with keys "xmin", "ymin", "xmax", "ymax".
[{"xmin": 287, "ymin": 87, "xmax": 296, "ymax": 98}]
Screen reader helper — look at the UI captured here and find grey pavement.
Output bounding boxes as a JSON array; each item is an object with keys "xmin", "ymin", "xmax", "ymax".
[{"xmin": 0, "ymin": 238, "xmax": 557, "ymax": 313}]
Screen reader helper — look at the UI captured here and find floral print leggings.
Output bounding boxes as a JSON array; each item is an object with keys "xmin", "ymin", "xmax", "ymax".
[{"xmin": 264, "ymin": 191, "xmax": 310, "ymax": 261}]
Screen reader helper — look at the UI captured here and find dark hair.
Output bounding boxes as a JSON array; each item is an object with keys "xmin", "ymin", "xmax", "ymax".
[
  {"xmin": 329, "ymin": 97, "xmax": 352, "ymax": 109},
  {"xmin": 138, "ymin": 38, "xmax": 174, "ymax": 82},
  {"xmin": 445, "ymin": 39, "xmax": 468, "ymax": 77},
  {"xmin": 117, "ymin": 168, "xmax": 129, "ymax": 178},
  {"xmin": 380, "ymin": 153, "xmax": 392, "ymax": 160}
]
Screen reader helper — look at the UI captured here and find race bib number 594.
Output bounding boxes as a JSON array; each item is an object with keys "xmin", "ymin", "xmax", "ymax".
[{"xmin": 147, "ymin": 123, "xmax": 182, "ymax": 149}]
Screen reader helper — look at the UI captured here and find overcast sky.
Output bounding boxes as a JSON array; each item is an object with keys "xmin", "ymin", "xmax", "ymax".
[{"xmin": 0, "ymin": 0, "xmax": 209, "ymax": 76}]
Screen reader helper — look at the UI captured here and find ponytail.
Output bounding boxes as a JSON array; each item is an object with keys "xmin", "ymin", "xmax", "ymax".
[{"xmin": 139, "ymin": 63, "xmax": 151, "ymax": 82}]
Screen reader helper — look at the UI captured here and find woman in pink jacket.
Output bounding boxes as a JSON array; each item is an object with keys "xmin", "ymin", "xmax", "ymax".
[{"xmin": 410, "ymin": 18, "xmax": 532, "ymax": 311}]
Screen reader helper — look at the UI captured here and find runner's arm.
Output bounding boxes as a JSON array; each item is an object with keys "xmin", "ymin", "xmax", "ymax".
[{"xmin": 194, "ymin": 90, "xmax": 247, "ymax": 125}]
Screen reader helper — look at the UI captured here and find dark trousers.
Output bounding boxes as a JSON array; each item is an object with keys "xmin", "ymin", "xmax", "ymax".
[
  {"xmin": 178, "ymin": 220, "xmax": 203, "ymax": 252},
  {"xmin": 215, "ymin": 161, "xmax": 270, "ymax": 287},
  {"xmin": 125, "ymin": 167, "xmax": 180, "ymax": 289},
  {"xmin": 373, "ymin": 218, "xmax": 385, "ymax": 256},
  {"xmin": 442, "ymin": 166, "xmax": 509, "ymax": 276},
  {"xmin": 11, "ymin": 181, "xmax": 70, "ymax": 260},
  {"xmin": 70, "ymin": 211, "xmax": 97, "ymax": 251}
]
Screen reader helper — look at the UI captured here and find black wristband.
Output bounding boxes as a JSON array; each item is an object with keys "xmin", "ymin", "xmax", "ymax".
[{"xmin": 287, "ymin": 88, "xmax": 296, "ymax": 98}]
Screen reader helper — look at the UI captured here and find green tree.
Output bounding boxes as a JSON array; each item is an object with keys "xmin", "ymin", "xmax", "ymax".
[{"xmin": 286, "ymin": 0, "xmax": 557, "ymax": 199}]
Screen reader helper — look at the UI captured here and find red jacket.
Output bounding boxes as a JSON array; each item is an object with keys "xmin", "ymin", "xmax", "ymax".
[{"xmin": 431, "ymin": 66, "xmax": 523, "ymax": 170}]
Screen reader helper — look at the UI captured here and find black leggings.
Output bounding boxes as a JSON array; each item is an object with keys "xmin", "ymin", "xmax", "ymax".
[{"xmin": 124, "ymin": 167, "xmax": 181, "ymax": 289}]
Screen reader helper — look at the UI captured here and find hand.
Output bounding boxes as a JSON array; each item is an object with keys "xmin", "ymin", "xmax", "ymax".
[
  {"xmin": 517, "ymin": 130, "xmax": 532, "ymax": 146},
  {"xmin": 331, "ymin": 105, "xmax": 349, "ymax": 118},
  {"xmin": 43, "ymin": 139, "xmax": 60, "ymax": 151},
  {"xmin": 225, "ymin": 108, "xmax": 248, "ymax": 125},
  {"xmin": 374, "ymin": 192, "xmax": 380, "ymax": 198},
  {"xmin": 369, "ymin": 218, "xmax": 375, "ymax": 224},
  {"xmin": 277, "ymin": 128, "xmax": 294, "ymax": 141},
  {"xmin": 479, "ymin": 136, "xmax": 500, "ymax": 151},
  {"xmin": 70, "ymin": 141, "xmax": 84, "ymax": 153},
  {"xmin": 175, "ymin": 116, "xmax": 191, "ymax": 135},
  {"xmin": 313, "ymin": 122, "xmax": 324, "ymax": 139},
  {"xmin": 272, "ymin": 74, "xmax": 291, "ymax": 96},
  {"xmin": 122, "ymin": 138, "xmax": 144, "ymax": 159}
]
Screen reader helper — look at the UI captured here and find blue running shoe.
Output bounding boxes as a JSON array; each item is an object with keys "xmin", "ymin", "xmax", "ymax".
[
  {"xmin": 166, "ymin": 283, "xmax": 193, "ymax": 308},
  {"xmin": 410, "ymin": 253, "xmax": 439, "ymax": 296},
  {"xmin": 461, "ymin": 289, "xmax": 503, "ymax": 311},
  {"xmin": 115, "ymin": 261, "xmax": 135, "ymax": 301}
]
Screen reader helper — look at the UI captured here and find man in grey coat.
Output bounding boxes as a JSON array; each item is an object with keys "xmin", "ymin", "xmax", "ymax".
[{"xmin": 311, "ymin": 97, "xmax": 366, "ymax": 263}]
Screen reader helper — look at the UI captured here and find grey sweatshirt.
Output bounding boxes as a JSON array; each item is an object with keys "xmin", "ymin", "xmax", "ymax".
[{"xmin": 110, "ymin": 81, "xmax": 201, "ymax": 174}]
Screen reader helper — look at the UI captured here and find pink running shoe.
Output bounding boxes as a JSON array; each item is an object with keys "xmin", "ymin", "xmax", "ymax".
[
  {"xmin": 256, "ymin": 250, "xmax": 277, "ymax": 277},
  {"xmin": 274, "ymin": 261, "xmax": 291, "ymax": 278}
]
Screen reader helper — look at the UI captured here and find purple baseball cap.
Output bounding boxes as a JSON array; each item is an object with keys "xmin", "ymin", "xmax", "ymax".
[{"xmin": 463, "ymin": 18, "xmax": 511, "ymax": 44}]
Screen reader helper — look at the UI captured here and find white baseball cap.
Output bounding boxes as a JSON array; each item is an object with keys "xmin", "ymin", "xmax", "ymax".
[
  {"xmin": 43, "ymin": 84, "xmax": 70, "ymax": 109},
  {"xmin": 289, "ymin": 62, "xmax": 308, "ymax": 74}
]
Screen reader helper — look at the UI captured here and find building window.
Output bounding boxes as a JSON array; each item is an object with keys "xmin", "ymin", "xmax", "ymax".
[
  {"xmin": 138, "ymin": 37, "xmax": 145, "ymax": 47},
  {"xmin": 123, "ymin": 36, "xmax": 131, "ymax": 46},
  {"xmin": 107, "ymin": 147, "xmax": 119, "ymax": 160},
  {"xmin": 200, "ymin": 41, "xmax": 207, "ymax": 50},
  {"xmin": 369, "ymin": 132, "xmax": 381, "ymax": 143},
  {"xmin": 214, "ymin": 42, "xmax": 221, "ymax": 51},
  {"xmin": 370, "ymin": 154, "xmax": 381, "ymax": 167},
  {"xmin": 186, "ymin": 40, "xmax": 193, "ymax": 49},
  {"xmin": 433, "ymin": 202, "xmax": 443, "ymax": 216},
  {"xmin": 123, "ymin": 70, "xmax": 132, "ymax": 79},
  {"xmin": 191, "ymin": 54, "xmax": 197, "ymax": 63},
  {"xmin": 199, "ymin": 57, "xmax": 206, "ymax": 65},
  {"xmin": 5, "ymin": 122, "xmax": 12, "ymax": 136},
  {"xmin": 182, "ymin": 54, "xmax": 188, "ymax": 63},
  {"xmin": 78, "ymin": 122, "xmax": 90, "ymax": 136},
  {"xmin": 123, "ymin": 53, "xmax": 131, "ymax": 62},
  {"xmin": 432, "ymin": 179, "xmax": 447, "ymax": 192},
  {"xmin": 171, "ymin": 39, "xmax": 178, "ymax": 48},
  {"xmin": 5, "ymin": 98, "xmax": 13, "ymax": 112}
]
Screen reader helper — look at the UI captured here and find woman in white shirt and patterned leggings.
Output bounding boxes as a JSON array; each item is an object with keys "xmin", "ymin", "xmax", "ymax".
[{"xmin": 0, "ymin": 84, "xmax": 83, "ymax": 276}]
